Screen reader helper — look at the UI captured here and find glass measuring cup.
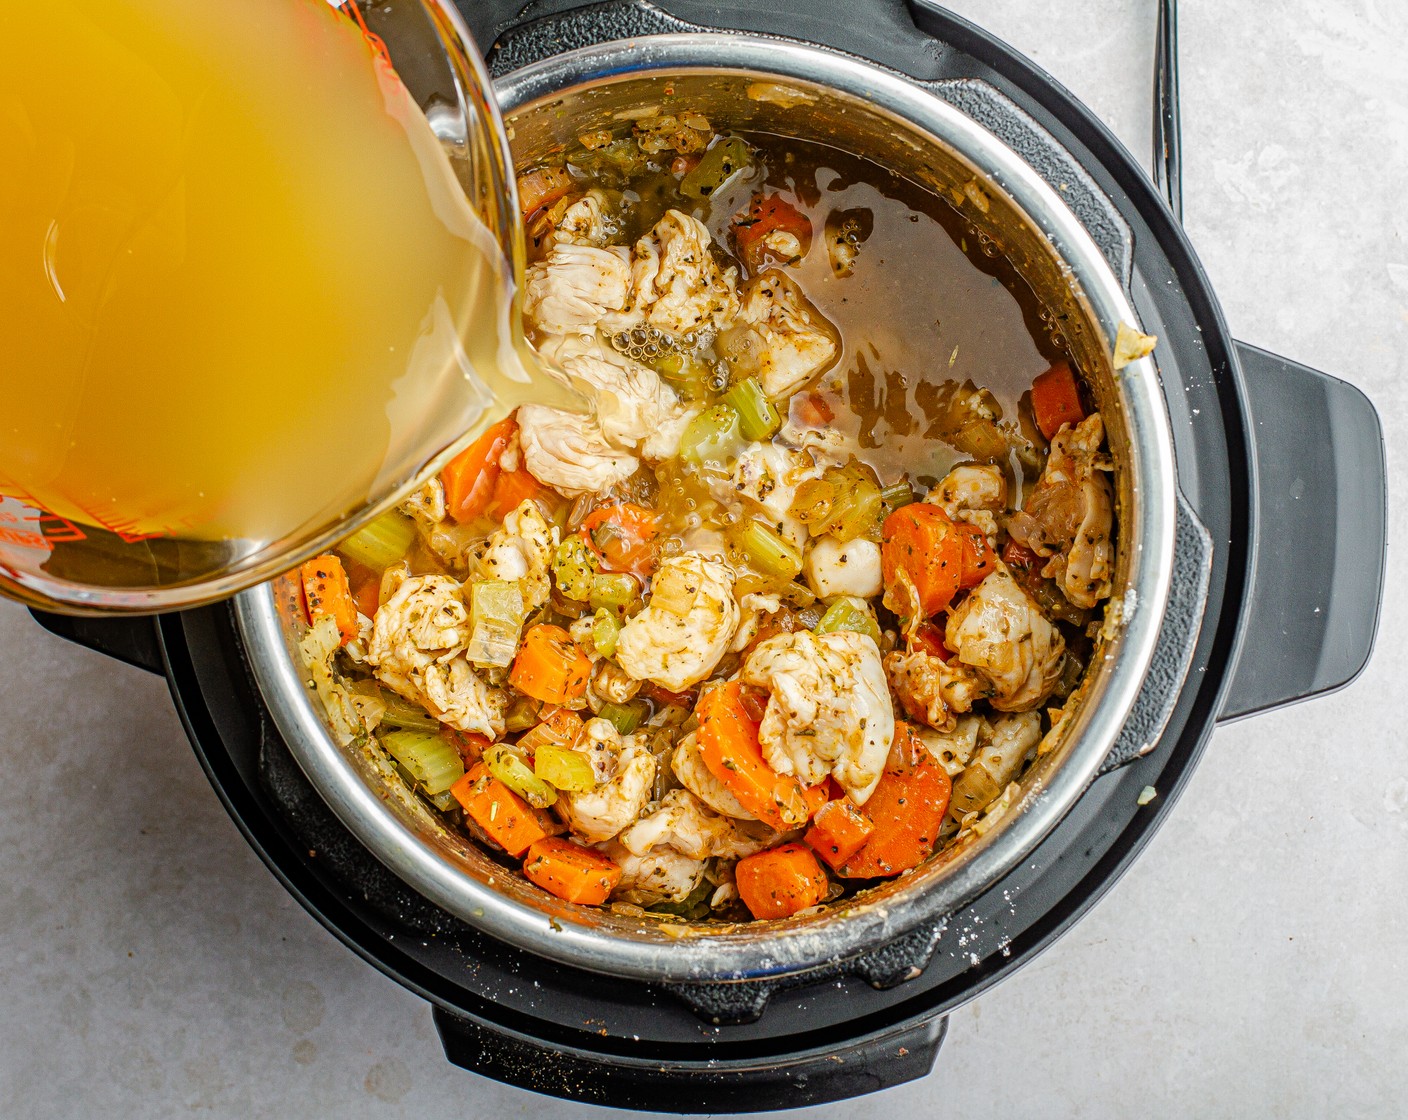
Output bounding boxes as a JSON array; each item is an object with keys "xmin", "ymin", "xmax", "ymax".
[{"xmin": 0, "ymin": 0, "xmax": 572, "ymax": 614}]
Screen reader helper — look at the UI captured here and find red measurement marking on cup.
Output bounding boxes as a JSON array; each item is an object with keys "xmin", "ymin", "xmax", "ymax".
[{"xmin": 340, "ymin": 1, "xmax": 391, "ymax": 64}]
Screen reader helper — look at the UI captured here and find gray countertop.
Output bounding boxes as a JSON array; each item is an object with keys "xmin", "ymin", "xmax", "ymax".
[{"xmin": 2, "ymin": 1, "xmax": 1404, "ymax": 1116}]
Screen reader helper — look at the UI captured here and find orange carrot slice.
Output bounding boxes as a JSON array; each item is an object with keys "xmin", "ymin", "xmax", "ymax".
[
  {"xmin": 735, "ymin": 843, "xmax": 829, "ymax": 920},
  {"xmin": 522, "ymin": 837, "xmax": 622, "ymax": 906}
]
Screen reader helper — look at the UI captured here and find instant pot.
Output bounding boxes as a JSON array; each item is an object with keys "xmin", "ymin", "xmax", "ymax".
[{"xmin": 33, "ymin": 0, "xmax": 1386, "ymax": 1109}]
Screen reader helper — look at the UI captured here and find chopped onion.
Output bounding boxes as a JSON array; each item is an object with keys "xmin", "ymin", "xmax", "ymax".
[{"xmin": 467, "ymin": 580, "xmax": 525, "ymax": 668}]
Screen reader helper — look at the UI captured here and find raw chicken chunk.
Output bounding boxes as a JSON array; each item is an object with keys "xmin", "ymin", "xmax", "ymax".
[
  {"xmin": 365, "ymin": 573, "xmax": 506, "ymax": 738},
  {"xmin": 517, "ymin": 403, "xmax": 638, "ymax": 498},
  {"xmin": 477, "ymin": 500, "xmax": 556, "ymax": 611},
  {"xmin": 928, "ymin": 463, "xmax": 1007, "ymax": 540},
  {"xmin": 1007, "ymin": 413, "xmax": 1114, "ymax": 609},
  {"xmin": 884, "ymin": 648, "xmax": 988, "ymax": 731},
  {"xmin": 522, "ymin": 243, "xmax": 634, "ymax": 337},
  {"xmin": 804, "ymin": 536, "xmax": 883, "ymax": 600},
  {"xmin": 944, "ymin": 568, "xmax": 1065, "ymax": 712},
  {"xmin": 740, "ymin": 629, "xmax": 894, "ymax": 804},
  {"xmin": 605, "ymin": 841, "xmax": 707, "ymax": 903},
  {"xmin": 619, "ymin": 789, "xmax": 773, "ymax": 861},
  {"xmin": 615, "ymin": 553, "xmax": 741, "ymax": 692},
  {"xmin": 613, "ymin": 210, "xmax": 739, "ymax": 337},
  {"xmin": 536, "ymin": 334, "xmax": 694, "ymax": 461},
  {"xmin": 730, "ymin": 270, "xmax": 840, "ymax": 399}
]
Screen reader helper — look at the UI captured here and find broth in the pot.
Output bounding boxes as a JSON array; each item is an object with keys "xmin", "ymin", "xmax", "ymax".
[{"xmin": 293, "ymin": 116, "xmax": 1117, "ymax": 925}]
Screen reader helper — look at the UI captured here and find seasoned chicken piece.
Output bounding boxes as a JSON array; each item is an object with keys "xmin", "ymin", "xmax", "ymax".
[
  {"xmin": 804, "ymin": 536, "xmax": 883, "ymax": 599},
  {"xmin": 731, "ymin": 590, "xmax": 783, "ymax": 653},
  {"xmin": 555, "ymin": 737, "xmax": 656, "ymax": 843},
  {"xmin": 730, "ymin": 270, "xmax": 840, "ymax": 399},
  {"xmin": 741, "ymin": 630, "xmax": 894, "ymax": 804},
  {"xmin": 477, "ymin": 500, "xmax": 556, "ymax": 611},
  {"xmin": 588, "ymin": 658, "xmax": 641, "ymax": 710},
  {"xmin": 615, "ymin": 553, "xmax": 741, "ymax": 692},
  {"xmin": 1008, "ymin": 413, "xmax": 1114, "ymax": 609},
  {"xmin": 522, "ymin": 243, "xmax": 634, "ymax": 337},
  {"xmin": 517, "ymin": 404, "xmax": 638, "ymax": 498},
  {"xmin": 552, "ymin": 189, "xmax": 616, "ymax": 248},
  {"xmin": 620, "ymin": 789, "xmax": 774, "ymax": 861},
  {"xmin": 612, "ymin": 210, "xmax": 739, "ymax": 337},
  {"xmin": 928, "ymin": 463, "xmax": 1007, "ymax": 540},
  {"xmin": 778, "ymin": 419, "xmax": 853, "ymax": 468},
  {"xmin": 399, "ymin": 476, "xmax": 446, "ymax": 533},
  {"xmin": 605, "ymin": 840, "xmax": 707, "ymax": 903},
  {"xmin": 536, "ymin": 334, "xmax": 694, "ymax": 461},
  {"xmin": 718, "ymin": 441, "xmax": 820, "ymax": 548},
  {"xmin": 670, "ymin": 732, "xmax": 757, "ymax": 820},
  {"xmin": 883, "ymin": 648, "xmax": 989, "ymax": 731},
  {"xmin": 945, "ymin": 568, "xmax": 1065, "ymax": 712},
  {"xmin": 365, "ymin": 573, "xmax": 506, "ymax": 738}
]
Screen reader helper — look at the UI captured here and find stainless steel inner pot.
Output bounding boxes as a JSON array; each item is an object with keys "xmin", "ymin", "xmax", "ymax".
[{"xmin": 236, "ymin": 30, "xmax": 1176, "ymax": 982}]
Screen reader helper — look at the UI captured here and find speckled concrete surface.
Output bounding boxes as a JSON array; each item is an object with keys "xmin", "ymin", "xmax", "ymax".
[{"xmin": 1, "ymin": 1, "xmax": 1404, "ymax": 1116}]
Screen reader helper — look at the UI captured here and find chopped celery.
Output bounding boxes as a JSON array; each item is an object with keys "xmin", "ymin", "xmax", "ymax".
[
  {"xmin": 379, "ymin": 692, "xmax": 441, "ymax": 732},
  {"xmin": 592, "ymin": 608, "xmax": 622, "ymax": 658},
  {"xmin": 814, "ymin": 596, "xmax": 883, "ymax": 647},
  {"xmin": 679, "ymin": 404, "xmax": 745, "ymax": 469},
  {"xmin": 789, "ymin": 478, "xmax": 837, "ymax": 525},
  {"xmin": 950, "ymin": 418, "xmax": 1009, "ymax": 462},
  {"xmin": 339, "ymin": 510, "xmax": 416, "ymax": 571},
  {"xmin": 647, "ymin": 878, "xmax": 713, "ymax": 918},
  {"xmin": 818, "ymin": 464, "xmax": 884, "ymax": 541},
  {"xmin": 552, "ymin": 536, "xmax": 598, "ymax": 602},
  {"xmin": 880, "ymin": 480, "xmax": 916, "ymax": 512},
  {"xmin": 680, "ymin": 135, "xmax": 751, "ymax": 198},
  {"xmin": 504, "ymin": 695, "xmax": 542, "ymax": 734},
  {"xmin": 654, "ymin": 352, "xmax": 712, "ymax": 402},
  {"xmin": 534, "ymin": 744, "xmax": 597, "ymax": 793},
  {"xmin": 722, "ymin": 377, "xmax": 781, "ymax": 441},
  {"xmin": 484, "ymin": 745, "xmax": 557, "ymax": 808},
  {"xmin": 589, "ymin": 572, "xmax": 638, "ymax": 613},
  {"xmin": 467, "ymin": 580, "xmax": 526, "ymax": 668},
  {"xmin": 427, "ymin": 787, "xmax": 460, "ymax": 812},
  {"xmin": 381, "ymin": 730, "xmax": 465, "ymax": 796},
  {"xmin": 598, "ymin": 699, "xmax": 650, "ymax": 735},
  {"xmin": 739, "ymin": 519, "xmax": 802, "ymax": 581}
]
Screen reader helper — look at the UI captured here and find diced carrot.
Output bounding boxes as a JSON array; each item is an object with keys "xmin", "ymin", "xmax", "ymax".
[
  {"xmin": 886, "ymin": 719, "xmax": 928, "ymax": 773},
  {"xmin": 954, "ymin": 522, "xmax": 995, "ymax": 589},
  {"xmin": 793, "ymin": 391, "xmax": 834, "ymax": 428},
  {"xmin": 517, "ymin": 166, "xmax": 574, "ymax": 217},
  {"xmin": 1031, "ymin": 360, "xmax": 1085, "ymax": 440},
  {"xmin": 696, "ymin": 682, "xmax": 817, "ymax": 831},
  {"xmin": 443, "ymin": 728, "xmax": 491, "ymax": 767},
  {"xmin": 442, "ymin": 415, "xmax": 517, "ymax": 524},
  {"xmin": 911, "ymin": 621, "xmax": 952, "ymax": 661},
  {"xmin": 488, "ymin": 466, "xmax": 553, "ymax": 522},
  {"xmin": 451, "ymin": 763, "xmax": 551, "ymax": 857},
  {"xmin": 509, "ymin": 624, "xmax": 592, "ymax": 706},
  {"xmin": 300, "ymin": 554, "xmax": 359, "ymax": 645},
  {"xmin": 581, "ymin": 502, "xmax": 659, "ymax": 577},
  {"xmin": 881, "ymin": 503, "xmax": 964, "ymax": 618},
  {"xmin": 732, "ymin": 193, "xmax": 813, "ymax": 273},
  {"xmin": 837, "ymin": 757, "xmax": 952, "ymax": 879},
  {"xmin": 805, "ymin": 798, "xmax": 875, "ymax": 870},
  {"xmin": 735, "ymin": 843, "xmax": 829, "ymax": 920},
  {"xmin": 344, "ymin": 558, "xmax": 382, "ymax": 619},
  {"xmin": 522, "ymin": 837, "xmax": 622, "ymax": 906}
]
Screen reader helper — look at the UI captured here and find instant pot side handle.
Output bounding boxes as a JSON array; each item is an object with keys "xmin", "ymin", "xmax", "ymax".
[
  {"xmin": 432, "ymin": 1005, "xmax": 947, "ymax": 1110},
  {"xmin": 1217, "ymin": 342, "xmax": 1386, "ymax": 723},
  {"xmin": 28, "ymin": 611, "xmax": 165, "ymax": 675}
]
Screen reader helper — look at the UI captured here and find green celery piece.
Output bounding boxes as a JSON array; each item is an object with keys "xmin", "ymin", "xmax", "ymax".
[
  {"xmin": 339, "ymin": 510, "xmax": 416, "ymax": 571},
  {"xmin": 722, "ymin": 377, "xmax": 781, "ymax": 442},
  {"xmin": 381, "ymin": 729, "xmax": 464, "ymax": 796}
]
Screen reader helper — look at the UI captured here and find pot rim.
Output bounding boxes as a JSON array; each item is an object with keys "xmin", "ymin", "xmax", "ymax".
[{"xmin": 236, "ymin": 30, "xmax": 1176, "ymax": 982}]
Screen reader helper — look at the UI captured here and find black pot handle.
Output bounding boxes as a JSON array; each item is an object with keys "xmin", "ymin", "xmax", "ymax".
[
  {"xmin": 1217, "ymin": 342, "xmax": 1386, "ymax": 722},
  {"xmin": 28, "ymin": 610, "xmax": 165, "ymax": 675},
  {"xmin": 433, "ymin": 1004, "xmax": 946, "ymax": 1111},
  {"xmin": 468, "ymin": 0, "xmax": 945, "ymax": 80}
]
